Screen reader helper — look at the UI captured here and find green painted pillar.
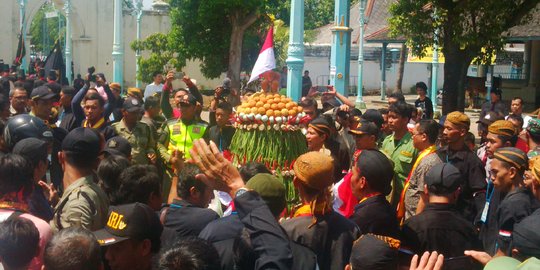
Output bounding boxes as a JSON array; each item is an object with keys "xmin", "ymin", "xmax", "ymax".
[
  {"xmin": 112, "ymin": 0, "xmax": 124, "ymax": 88},
  {"xmin": 286, "ymin": 0, "xmax": 305, "ymax": 102},
  {"xmin": 19, "ymin": 0, "xmax": 28, "ymax": 73},
  {"xmin": 330, "ymin": 0, "xmax": 352, "ymax": 97},
  {"xmin": 355, "ymin": 0, "xmax": 368, "ymax": 108},
  {"xmin": 135, "ymin": 0, "xmax": 143, "ymax": 88},
  {"xmin": 431, "ymin": 26, "xmax": 439, "ymax": 110},
  {"xmin": 380, "ymin": 43, "xmax": 387, "ymax": 100},
  {"xmin": 64, "ymin": 0, "xmax": 73, "ymax": 85}
]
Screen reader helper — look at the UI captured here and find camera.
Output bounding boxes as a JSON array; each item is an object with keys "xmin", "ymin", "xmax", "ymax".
[
  {"xmin": 87, "ymin": 66, "xmax": 96, "ymax": 82},
  {"xmin": 221, "ymin": 78, "xmax": 231, "ymax": 96}
]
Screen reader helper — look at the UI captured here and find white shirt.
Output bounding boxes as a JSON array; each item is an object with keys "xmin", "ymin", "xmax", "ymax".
[
  {"xmin": 144, "ymin": 83, "xmax": 164, "ymax": 99},
  {"xmin": 506, "ymin": 114, "xmax": 532, "ymax": 129}
]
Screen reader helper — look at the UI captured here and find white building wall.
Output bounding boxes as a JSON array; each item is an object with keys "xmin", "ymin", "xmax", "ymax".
[
  {"xmin": 305, "ymin": 56, "xmax": 445, "ymax": 93},
  {"xmin": 1, "ymin": 0, "xmax": 223, "ymax": 90}
]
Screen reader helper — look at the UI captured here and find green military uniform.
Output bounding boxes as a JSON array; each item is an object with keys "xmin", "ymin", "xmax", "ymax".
[
  {"xmin": 113, "ymin": 120, "xmax": 156, "ymax": 165},
  {"xmin": 381, "ymin": 132, "xmax": 418, "ymax": 207},
  {"xmin": 158, "ymin": 118, "xmax": 208, "ymax": 201},
  {"xmin": 51, "ymin": 175, "xmax": 109, "ymax": 232}
]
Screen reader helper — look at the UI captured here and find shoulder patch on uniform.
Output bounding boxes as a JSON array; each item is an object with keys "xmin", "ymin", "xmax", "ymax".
[
  {"xmin": 172, "ymin": 124, "xmax": 181, "ymax": 135},
  {"xmin": 400, "ymin": 151, "xmax": 413, "ymax": 157}
]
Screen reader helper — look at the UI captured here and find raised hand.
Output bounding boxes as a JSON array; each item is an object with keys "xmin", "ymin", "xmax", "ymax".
[
  {"xmin": 410, "ymin": 251, "xmax": 444, "ymax": 270},
  {"xmin": 165, "ymin": 71, "xmax": 175, "ymax": 85},
  {"xmin": 464, "ymin": 250, "xmax": 492, "ymax": 265},
  {"xmin": 188, "ymin": 139, "xmax": 244, "ymax": 197},
  {"xmin": 169, "ymin": 150, "xmax": 184, "ymax": 174},
  {"xmin": 38, "ymin": 180, "xmax": 59, "ymax": 207}
]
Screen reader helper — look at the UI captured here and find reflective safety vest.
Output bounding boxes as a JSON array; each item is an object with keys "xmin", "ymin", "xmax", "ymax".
[{"xmin": 166, "ymin": 119, "xmax": 208, "ymax": 159}]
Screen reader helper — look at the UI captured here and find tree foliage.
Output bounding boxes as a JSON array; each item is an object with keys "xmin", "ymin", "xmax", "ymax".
[
  {"xmin": 389, "ymin": 0, "xmax": 539, "ymax": 112},
  {"xmin": 29, "ymin": 3, "xmax": 65, "ymax": 54},
  {"xmin": 133, "ymin": 0, "xmax": 354, "ymax": 86},
  {"xmin": 166, "ymin": 0, "xmax": 280, "ymax": 86},
  {"xmin": 131, "ymin": 33, "xmax": 180, "ymax": 83}
]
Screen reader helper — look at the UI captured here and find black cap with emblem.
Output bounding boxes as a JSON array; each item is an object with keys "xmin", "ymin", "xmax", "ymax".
[
  {"xmin": 179, "ymin": 93, "xmax": 197, "ymax": 106},
  {"xmin": 30, "ymin": 85, "xmax": 57, "ymax": 101},
  {"xmin": 62, "ymin": 127, "xmax": 101, "ymax": 159},
  {"xmin": 349, "ymin": 119, "xmax": 379, "ymax": 136},
  {"xmin": 102, "ymin": 136, "xmax": 132, "ymax": 158},
  {"xmin": 122, "ymin": 96, "xmax": 144, "ymax": 113},
  {"xmin": 93, "ymin": 203, "xmax": 163, "ymax": 246}
]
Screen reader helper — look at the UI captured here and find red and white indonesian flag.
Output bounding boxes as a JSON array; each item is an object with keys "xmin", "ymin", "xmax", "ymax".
[{"xmin": 248, "ymin": 27, "xmax": 276, "ymax": 84}]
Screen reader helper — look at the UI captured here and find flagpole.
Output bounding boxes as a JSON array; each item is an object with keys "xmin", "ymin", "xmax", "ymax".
[{"xmin": 19, "ymin": 0, "xmax": 27, "ymax": 73}]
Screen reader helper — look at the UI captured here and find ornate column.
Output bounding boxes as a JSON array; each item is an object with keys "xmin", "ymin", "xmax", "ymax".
[
  {"xmin": 355, "ymin": 0, "xmax": 368, "ymax": 108},
  {"xmin": 380, "ymin": 43, "xmax": 387, "ymax": 100},
  {"xmin": 112, "ymin": 0, "xmax": 124, "ymax": 88},
  {"xmin": 431, "ymin": 10, "xmax": 439, "ymax": 110},
  {"xmin": 286, "ymin": 0, "xmax": 305, "ymax": 101},
  {"xmin": 135, "ymin": 0, "xmax": 143, "ymax": 88},
  {"xmin": 19, "ymin": 0, "xmax": 28, "ymax": 73},
  {"xmin": 330, "ymin": 0, "xmax": 352, "ymax": 96},
  {"xmin": 64, "ymin": 0, "xmax": 73, "ymax": 85}
]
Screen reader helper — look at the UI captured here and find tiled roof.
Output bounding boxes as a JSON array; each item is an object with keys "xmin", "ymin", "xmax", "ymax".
[
  {"xmin": 364, "ymin": 26, "xmax": 406, "ymax": 43},
  {"xmin": 311, "ymin": 1, "xmax": 540, "ymax": 46},
  {"xmin": 505, "ymin": 3, "xmax": 540, "ymax": 40},
  {"xmin": 312, "ymin": 0, "xmax": 402, "ymax": 45}
]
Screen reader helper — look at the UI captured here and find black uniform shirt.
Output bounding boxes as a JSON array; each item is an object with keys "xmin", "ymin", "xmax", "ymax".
[
  {"xmin": 282, "ymin": 210, "xmax": 360, "ymax": 270},
  {"xmin": 350, "ymin": 194, "xmax": 401, "ymax": 239},
  {"xmin": 208, "ymin": 125, "xmax": 235, "ymax": 152},
  {"xmin": 200, "ymin": 214, "xmax": 318, "ymax": 270},
  {"xmin": 496, "ymin": 187, "xmax": 540, "ymax": 255},
  {"xmin": 401, "ymin": 203, "xmax": 482, "ymax": 257},
  {"xmin": 199, "ymin": 214, "xmax": 243, "ymax": 270},
  {"xmin": 162, "ymin": 199, "xmax": 219, "ymax": 238},
  {"xmin": 59, "ymin": 106, "xmax": 81, "ymax": 132},
  {"xmin": 436, "ymin": 145, "xmax": 487, "ymax": 224}
]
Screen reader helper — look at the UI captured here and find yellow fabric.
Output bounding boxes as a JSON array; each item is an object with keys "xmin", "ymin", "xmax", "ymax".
[
  {"xmin": 293, "ymin": 204, "xmax": 312, "ymax": 217},
  {"xmin": 166, "ymin": 120, "xmax": 207, "ymax": 159},
  {"xmin": 396, "ymin": 145, "xmax": 437, "ymax": 223},
  {"xmin": 488, "ymin": 120, "xmax": 516, "ymax": 137},
  {"xmin": 531, "ymin": 156, "xmax": 540, "ymax": 185},
  {"xmin": 293, "ymin": 151, "xmax": 335, "ymax": 190},
  {"xmin": 446, "ymin": 111, "xmax": 470, "ymax": 129},
  {"xmin": 83, "ymin": 117, "xmax": 105, "ymax": 129}
]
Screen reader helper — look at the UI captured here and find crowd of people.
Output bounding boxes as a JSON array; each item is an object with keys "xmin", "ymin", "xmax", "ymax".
[{"xmin": 1, "ymin": 63, "xmax": 540, "ymax": 270}]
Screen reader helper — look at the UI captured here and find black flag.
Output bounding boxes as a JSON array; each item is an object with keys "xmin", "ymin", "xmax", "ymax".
[
  {"xmin": 44, "ymin": 40, "xmax": 66, "ymax": 85},
  {"xmin": 14, "ymin": 27, "xmax": 26, "ymax": 66}
]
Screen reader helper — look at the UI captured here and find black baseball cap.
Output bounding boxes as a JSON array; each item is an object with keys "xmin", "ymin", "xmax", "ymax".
[
  {"xmin": 93, "ymin": 203, "xmax": 163, "ymax": 246},
  {"xmin": 61, "ymin": 86, "xmax": 76, "ymax": 96},
  {"xmin": 179, "ymin": 93, "xmax": 197, "ymax": 106},
  {"xmin": 12, "ymin": 138, "xmax": 48, "ymax": 165},
  {"xmin": 476, "ymin": 111, "xmax": 504, "ymax": 126},
  {"xmin": 350, "ymin": 234, "xmax": 399, "ymax": 270},
  {"xmin": 425, "ymin": 163, "xmax": 463, "ymax": 194},
  {"xmin": 349, "ymin": 119, "xmax": 379, "ymax": 136},
  {"xmin": 103, "ymin": 136, "xmax": 132, "ymax": 158},
  {"xmin": 361, "ymin": 109, "xmax": 384, "ymax": 129},
  {"xmin": 122, "ymin": 97, "xmax": 144, "ymax": 113},
  {"xmin": 61, "ymin": 127, "xmax": 101, "ymax": 158},
  {"xmin": 30, "ymin": 85, "xmax": 57, "ymax": 100}
]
